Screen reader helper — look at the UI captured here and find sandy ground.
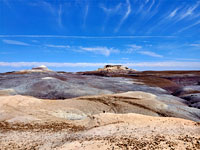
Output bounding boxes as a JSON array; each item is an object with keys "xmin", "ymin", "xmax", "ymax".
[
  {"xmin": 0, "ymin": 91, "xmax": 200, "ymax": 123},
  {"xmin": 0, "ymin": 91, "xmax": 199, "ymax": 149},
  {"xmin": 0, "ymin": 113, "xmax": 199, "ymax": 150}
]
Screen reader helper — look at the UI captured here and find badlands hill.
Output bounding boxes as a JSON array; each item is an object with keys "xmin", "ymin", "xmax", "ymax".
[{"xmin": 0, "ymin": 65, "xmax": 200, "ymax": 149}]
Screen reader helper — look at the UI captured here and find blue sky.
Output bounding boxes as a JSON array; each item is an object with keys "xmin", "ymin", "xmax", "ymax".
[{"xmin": 0, "ymin": 0, "xmax": 200, "ymax": 72}]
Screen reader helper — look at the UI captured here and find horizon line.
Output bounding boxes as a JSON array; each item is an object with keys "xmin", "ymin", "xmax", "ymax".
[{"xmin": 0, "ymin": 61, "xmax": 199, "ymax": 68}]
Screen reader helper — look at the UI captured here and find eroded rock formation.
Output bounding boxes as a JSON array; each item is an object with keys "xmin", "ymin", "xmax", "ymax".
[{"xmin": 0, "ymin": 67, "xmax": 200, "ymax": 149}]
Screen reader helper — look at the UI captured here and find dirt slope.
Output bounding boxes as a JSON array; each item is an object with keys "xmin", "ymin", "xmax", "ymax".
[{"xmin": 0, "ymin": 91, "xmax": 199, "ymax": 123}]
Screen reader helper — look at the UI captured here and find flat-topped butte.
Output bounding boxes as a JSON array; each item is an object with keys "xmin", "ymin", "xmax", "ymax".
[{"xmin": 97, "ymin": 65, "xmax": 136, "ymax": 72}]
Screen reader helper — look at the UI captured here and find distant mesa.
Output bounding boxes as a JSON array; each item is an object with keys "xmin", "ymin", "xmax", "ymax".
[
  {"xmin": 18, "ymin": 65, "xmax": 52, "ymax": 73},
  {"xmin": 78, "ymin": 64, "xmax": 137, "ymax": 76},
  {"xmin": 32, "ymin": 65, "xmax": 51, "ymax": 71},
  {"xmin": 97, "ymin": 65, "xmax": 136, "ymax": 72}
]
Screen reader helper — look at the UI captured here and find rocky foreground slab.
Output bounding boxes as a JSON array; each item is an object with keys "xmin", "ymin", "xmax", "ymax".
[{"xmin": 0, "ymin": 112, "xmax": 199, "ymax": 150}]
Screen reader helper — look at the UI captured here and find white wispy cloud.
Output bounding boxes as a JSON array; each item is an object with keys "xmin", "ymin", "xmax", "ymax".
[
  {"xmin": 39, "ymin": 1, "xmax": 63, "ymax": 28},
  {"xmin": 83, "ymin": 4, "xmax": 89, "ymax": 28},
  {"xmin": 168, "ymin": 8, "xmax": 180, "ymax": 18},
  {"xmin": 80, "ymin": 46, "xmax": 119, "ymax": 56},
  {"xmin": 0, "ymin": 61, "xmax": 199, "ymax": 69},
  {"xmin": 190, "ymin": 43, "xmax": 200, "ymax": 47},
  {"xmin": 145, "ymin": 0, "xmax": 149, "ymax": 4},
  {"xmin": 161, "ymin": 1, "xmax": 200, "ymax": 33},
  {"xmin": 45, "ymin": 44, "xmax": 70, "ymax": 48},
  {"xmin": 138, "ymin": 51, "xmax": 163, "ymax": 58},
  {"xmin": 100, "ymin": 3, "xmax": 121, "ymax": 14},
  {"xmin": 58, "ymin": 4, "xmax": 63, "ymax": 28},
  {"xmin": 31, "ymin": 40, "xmax": 39, "ymax": 43},
  {"xmin": 173, "ymin": 58, "xmax": 200, "ymax": 61},
  {"xmin": 125, "ymin": 45, "xmax": 163, "ymax": 58},
  {"xmin": 2, "ymin": 39, "xmax": 30, "ymax": 46},
  {"xmin": 145, "ymin": 1, "xmax": 174, "ymax": 34},
  {"xmin": 137, "ymin": 0, "xmax": 155, "ymax": 14},
  {"xmin": 40, "ymin": 1, "xmax": 56, "ymax": 15},
  {"xmin": 0, "ymin": 35, "xmax": 176, "ymax": 38},
  {"xmin": 147, "ymin": 0, "xmax": 155, "ymax": 11},
  {"xmin": 100, "ymin": 3, "xmax": 122, "ymax": 31},
  {"xmin": 0, "ymin": 52, "xmax": 14, "ymax": 55},
  {"xmin": 115, "ymin": 0, "xmax": 131, "ymax": 32},
  {"xmin": 169, "ymin": 1, "xmax": 200, "ymax": 25},
  {"xmin": 128, "ymin": 44, "xmax": 142, "ymax": 50},
  {"xmin": 0, "ymin": 62, "xmax": 107, "ymax": 67},
  {"xmin": 127, "ymin": 61, "xmax": 200, "ymax": 68},
  {"xmin": 126, "ymin": 44, "xmax": 142, "ymax": 53},
  {"xmin": 179, "ymin": 2, "xmax": 200, "ymax": 20},
  {"xmin": 177, "ymin": 19, "xmax": 200, "ymax": 33}
]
